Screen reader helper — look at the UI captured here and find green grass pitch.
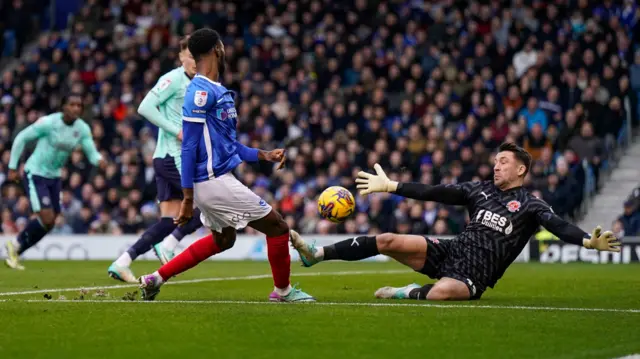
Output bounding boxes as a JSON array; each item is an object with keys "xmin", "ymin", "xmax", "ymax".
[{"xmin": 1, "ymin": 261, "xmax": 639, "ymax": 359}]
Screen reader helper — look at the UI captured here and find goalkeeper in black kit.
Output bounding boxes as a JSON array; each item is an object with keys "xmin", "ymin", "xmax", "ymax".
[{"xmin": 291, "ymin": 143, "xmax": 620, "ymax": 300}]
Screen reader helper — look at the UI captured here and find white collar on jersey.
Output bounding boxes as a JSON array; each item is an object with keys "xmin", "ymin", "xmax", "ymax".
[{"xmin": 195, "ymin": 74, "xmax": 222, "ymax": 86}]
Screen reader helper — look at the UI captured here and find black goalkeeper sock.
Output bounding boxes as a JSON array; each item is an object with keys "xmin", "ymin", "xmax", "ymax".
[
  {"xmin": 409, "ymin": 284, "xmax": 433, "ymax": 300},
  {"xmin": 322, "ymin": 236, "xmax": 379, "ymax": 261}
]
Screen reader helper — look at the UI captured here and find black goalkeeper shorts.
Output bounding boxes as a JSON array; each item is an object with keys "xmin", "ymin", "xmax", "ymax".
[{"xmin": 418, "ymin": 236, "xmax": 486, "ymax": 300}]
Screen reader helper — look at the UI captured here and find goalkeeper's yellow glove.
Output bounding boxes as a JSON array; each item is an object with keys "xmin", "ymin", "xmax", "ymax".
[
  {"xmin": 583, "ymin": 226, "xmax": 621, "ymax": 252},
  {"xmin": 355, "ymin": 163, "xmax": 399, "ymax": 196}
]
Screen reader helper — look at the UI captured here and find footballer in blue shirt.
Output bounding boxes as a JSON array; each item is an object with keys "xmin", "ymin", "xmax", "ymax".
[{"xmin": 139, "ymin": 28, "xmax": 315, "ymax": 302}]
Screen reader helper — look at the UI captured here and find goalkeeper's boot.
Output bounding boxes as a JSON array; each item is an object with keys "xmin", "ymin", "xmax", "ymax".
[
  {"xmin": 374, "ymin": 283, "xmax": 421, "ymax": 299},
  {"xmin": 4, "ymin": 241, "xmax": 25, "ymax": 270},
  {"xmin": 139, "ymin": 274, "xmax": 163, "ymax": 301},
  {"xmin": 289, "ymin": 230, "xmax": 320, "ymax": 267},
  {"xmin": 107, "ymin": 263, "xmax": 137, "ymax": 283},
  {"xmin": 153, "ymin": 243, "xmax": 175, "ymax": 265},
  {"xmin": 269, "ymin": 285, "xmax": 316, "ymax": 302}
]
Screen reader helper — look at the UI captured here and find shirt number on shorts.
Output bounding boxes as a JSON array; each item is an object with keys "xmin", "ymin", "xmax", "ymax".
[{"xmin": 231, "ymin": 212, "xmax": 252, "ymax": 223}]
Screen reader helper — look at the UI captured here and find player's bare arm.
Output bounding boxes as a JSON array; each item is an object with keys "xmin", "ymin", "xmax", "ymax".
[
  {"xmin": 175, "ymin": 188, "xmax": 194, "ymax": 227},
  {"xmin": 236, "ymin": 142, "xmax": 287, "ymax": 170},
  {"xmin": 7, "ymin": 169, "xmax": 19, "ymax": 182},
  {"xmin": 98, "ymin": 159, "xmax": 108, "ymax": 171},
  {"xmin": 260, "ymin": 148, "xmax": 286, "ymax": 169},
  {"xmin": 259, "ymin": 148, "xmax": 285, "ymax": 162}
]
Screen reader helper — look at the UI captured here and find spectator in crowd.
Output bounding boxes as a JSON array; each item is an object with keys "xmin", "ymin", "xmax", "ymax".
[
  {"xmin": 612, "ymin": 219, "xmax": 626, "ymax": 240},
  {"xmin": 569, "ymin": 122, "xmax": 604, "ymax": 183},
  {"xmin": 618, "ymin": 200, "xmax": 640, "ymax": 237},
  {"xmin": 513, "ymin": 38, "xmax": 538, "ymax": 78},
  {"xmin": 0, "ymin": 0, "xmax": 638, "ymax": 237},
  {"xmin": 51, "ymin": 216, "xmax": 74, "ymax": 235},
  {"xmin": 524, "ymin": 123, "xmax": 552, "ymax": 161},
  {"xmin": 556, "ymin": 109, "xmax": 580, "ymax": 152},
  {"xmin": 519, "ymin": 97, "xmax": 549, "ymax": 132}
]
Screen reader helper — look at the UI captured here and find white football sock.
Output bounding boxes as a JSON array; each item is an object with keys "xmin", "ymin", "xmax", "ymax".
[
  {"xmin": 314, "ymin": 246, "xmax": 325, "ymax": 260},
  {"xmin": 152, "ymin": 271, "xmax": 165, "ymax": 284},
  {"xmin": 402, "ymin": 286, "xmax": 415, "ymax": 298},
  {"xmin": 162, "ymin": 234, "xmax": 180, "ymax": 252},
  {"xmin": 114, "ymin": 252, "xmax": 132, "ymax": 267},
  {"xmin": 274, "ymin": 284, "xmax": 293, "ymax": 296},
  {"xmin": 11, "ymin": 238, "xmax": 21, "ymax": 252}
]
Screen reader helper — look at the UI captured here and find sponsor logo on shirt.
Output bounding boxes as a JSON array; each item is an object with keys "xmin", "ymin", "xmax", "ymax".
[
  {"xmin": 475, "ymin": 209, "xmax": 513, "ymax": 234},
  {"xmin": 216, "ymin": 107, "xmax": 237, "ymax": 121}
]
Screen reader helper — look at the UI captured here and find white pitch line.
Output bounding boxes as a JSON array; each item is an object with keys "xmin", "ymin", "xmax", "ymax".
[
  {"xmin": 0, "ymin": 299, "xmax": 639, "ymax": 314},
  {"xmin": 0, "ymin": 269, "xmax": 409, "ymax": 297}
]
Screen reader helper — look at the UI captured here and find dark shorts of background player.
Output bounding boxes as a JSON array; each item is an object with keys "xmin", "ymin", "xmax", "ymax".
[
  {"xmin": 154, "ymin": 155, "xmax": 183, "ymax": 202},
  {"xmin": 23, "ymin": 171, "xmax": 62, "ymax": 213},
  {"xmin": 417, "ymin": 236, "xmax": 487, "ymax": 300}
]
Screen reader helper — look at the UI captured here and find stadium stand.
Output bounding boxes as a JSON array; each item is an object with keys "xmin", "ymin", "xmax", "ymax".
[
  {"xmin": 0, "ymin": 0, "xmax": 639, "ymax": 237},
  {"xmin": 0, "ymin": 0, "xmax": 60, "ymax": 59}
]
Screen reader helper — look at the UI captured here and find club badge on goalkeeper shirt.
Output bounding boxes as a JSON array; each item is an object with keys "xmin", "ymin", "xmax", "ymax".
[{"xmin": 506, "ymin": 200, "xmax": 521, "ymax": 213}]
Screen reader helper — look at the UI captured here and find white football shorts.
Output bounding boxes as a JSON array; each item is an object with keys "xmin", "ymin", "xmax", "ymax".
[{"xmin": 194, "ymin": 173, "xmax": 273, "ymax": 233}]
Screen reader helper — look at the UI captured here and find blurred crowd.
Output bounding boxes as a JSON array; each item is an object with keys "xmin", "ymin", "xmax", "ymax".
[
  {"xmin": 0, "ymin": 0, "xmax": 57, "ymax": 58},
  {"xmin": 614, "ymin": 185, "xmax": 640, "ymax": 238},
  {"xmin": 1, "ymin": 0, "xmax": 640, "ymax": 237}
]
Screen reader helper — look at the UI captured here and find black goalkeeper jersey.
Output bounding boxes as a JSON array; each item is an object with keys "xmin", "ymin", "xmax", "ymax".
[{"xmin": 396, "ymin": 181, "xmax": 590, "ymax": 287}]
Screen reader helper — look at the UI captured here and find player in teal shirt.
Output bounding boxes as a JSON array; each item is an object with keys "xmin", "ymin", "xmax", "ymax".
[
  {"xmin": 109, "ymin": 37, "xmax": 203, "ymax": 283},
  {"xmin": 5, "ymin": 93, "xmax": 105, "ymax": 270}
]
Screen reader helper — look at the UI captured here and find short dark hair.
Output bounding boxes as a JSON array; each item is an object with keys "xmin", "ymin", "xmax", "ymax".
[
  {"xmin": 62, "ymin": 92, "xmax": 83, "ymax": 106},
  {"xmin": 179, "ymin": 35, "xmax": 190, "ymax": 51},
  {"xmin": 498, "ymin": 142, "xmax": 532, "ymax": 176},
  {"xmin": 188, "ymin": 28, "xmax": 221, "ymax": 62}
]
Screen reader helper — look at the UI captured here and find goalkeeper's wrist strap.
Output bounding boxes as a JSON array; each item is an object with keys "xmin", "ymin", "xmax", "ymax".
[
  {"xmin": 583, "ymin": 234, "xmax": 593, "ymax": 249},
  {"xmin": 387, "ymin": 180, "xmax": 399, "ymax": 193}
]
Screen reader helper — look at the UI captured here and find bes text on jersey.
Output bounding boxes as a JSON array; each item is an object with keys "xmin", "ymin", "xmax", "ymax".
[{"xmin": 474, "ymin": 209, "xmax": 514, "ymax": 235}]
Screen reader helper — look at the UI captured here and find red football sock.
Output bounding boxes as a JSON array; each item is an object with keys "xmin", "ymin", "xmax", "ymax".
[
  {"xmin": 158, "ymin": 234, "xmax": 219, "ymax": 281},
  {"xmin": 266, "ymin": 233, "xmax": 291, "ymax": 289}
]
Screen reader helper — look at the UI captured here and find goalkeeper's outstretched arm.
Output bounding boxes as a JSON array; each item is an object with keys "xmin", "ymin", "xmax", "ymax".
[
  {"xmin": 355, "ymin": 163, "xmax": 469, "ymax": 206},
  {"xmin": 393, "ymin": 183, "xmax": 468, "ymax": 205},
  {"xmin": 532, "ymin": 199, "xmax": 621, "ymax": 252}
]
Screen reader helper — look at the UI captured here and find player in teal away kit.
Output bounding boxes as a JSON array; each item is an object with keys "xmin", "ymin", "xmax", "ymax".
[
  {"xmin": 5, "ymin": 93, "xmax": 105, "ymax": 269},
  {"xmin": 108, "ymin": 37, "xmax": 204, "ymax": 282}
]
